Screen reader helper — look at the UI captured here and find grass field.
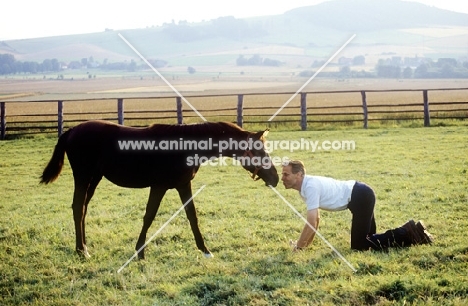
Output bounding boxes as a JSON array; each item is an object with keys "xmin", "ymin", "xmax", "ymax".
[{"xmin": 1, "ymin": 125, "xmax": 467, "ymax": 305}]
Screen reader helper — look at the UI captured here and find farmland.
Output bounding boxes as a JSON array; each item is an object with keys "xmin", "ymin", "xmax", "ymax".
[{"xmin": 1, "ymin": 76, "xmax": 467, "ymax": 137}]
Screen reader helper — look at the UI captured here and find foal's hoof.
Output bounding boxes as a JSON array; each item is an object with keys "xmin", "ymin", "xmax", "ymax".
[
  {"xmin": 77, "ymin": 248, "xmax": 91, "ymax": 259},
  {"xmin": 137, "ymin": 251, "xmax": 145, "ymax": 260},
  {"xmin": 203, "ymin": 252, "xmax": 214, "ymax": 259}
]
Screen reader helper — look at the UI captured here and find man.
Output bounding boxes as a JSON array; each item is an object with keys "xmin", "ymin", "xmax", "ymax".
[{"xmin": 281, "ymin": 160, "xmax": 433, "ymax": 251}]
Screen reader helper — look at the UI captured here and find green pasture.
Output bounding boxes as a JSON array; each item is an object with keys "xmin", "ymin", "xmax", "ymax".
[{"xmin": 0, "ymin": 125, "xmax": 467, "ymax": 305}]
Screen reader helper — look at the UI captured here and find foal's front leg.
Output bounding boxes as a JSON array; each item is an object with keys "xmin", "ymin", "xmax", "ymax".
[
  {"xmin": 177, "ymin": 182, "xmax": 212, "ymax": 258},
  {"xmin": 135, "ymin": 187, "xmax": 166, "ymax": 259}
]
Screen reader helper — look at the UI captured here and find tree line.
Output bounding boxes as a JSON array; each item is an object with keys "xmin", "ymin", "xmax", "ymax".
[
  {"xmin": 2, "ymin": 51, "xmax": 467, "ymax": 79},
  {"xmin": 374, "ymin": 57, "xmax": 468, "ymax": 79},
  {"xmin": 236, "ymin": 55, "xmax": 282, "ymax": 67},
  {"xmin": 162, "ymin": 16, "xmax": 266, "ymax": 42},
  {"xmin": 300, "ymin": 56, "xmax": 468, "ymax": 79},
  {"xmin": 0, "ymin": 53, "xmax": 168, "ymax": 75},
  {"xmin": 0, "ymin": 54, "xmax": 61, "ymax": 74}
]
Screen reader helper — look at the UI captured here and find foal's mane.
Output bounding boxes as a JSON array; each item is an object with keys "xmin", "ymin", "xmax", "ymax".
[{"xmin": 148, "ymin": 121, "xmax": 250, "ymax": 138}]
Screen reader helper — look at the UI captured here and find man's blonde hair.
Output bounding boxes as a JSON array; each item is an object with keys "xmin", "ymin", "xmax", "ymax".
[{"xmin": 283, "ymin": 160, "xmax": 306, "ymax": 175}]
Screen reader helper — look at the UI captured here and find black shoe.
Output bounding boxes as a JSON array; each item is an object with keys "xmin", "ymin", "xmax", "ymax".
[
  {"xmin": 416, "ymin": 221, "xmax": 434, "ymax": 244},
  {"xmin": 367, "ymin": 227, "xmax": 413, "ymax": 250},
  {"xmin": 401, "ymin": 219, "xmax": 423, "ymax": 245},
  {"xmin": 390, "ymin": 227, "xmax": 413, "ymax": 248},
  {"xmin": 366, "ymin": 234, "xmax": 386, "ymax": 251}
]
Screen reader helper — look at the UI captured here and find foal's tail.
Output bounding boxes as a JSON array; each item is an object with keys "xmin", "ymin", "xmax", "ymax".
[{"xmin": 40, "ymin": 129, "xmax": 72, "ymax": 184}]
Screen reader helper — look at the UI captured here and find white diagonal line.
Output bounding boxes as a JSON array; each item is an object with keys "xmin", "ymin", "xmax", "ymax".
[
  {"xmin": 117, "ymin": 184, "xmax": 207, "ymax": 273},
  {"xmin": 268, "ymin": 34, "xmax": 356, "ymax": 121},
  {"xmin": 269, "ymin": 185, "xmax": 357, "ymax": 272},
  {"xmin": 118, "ymin": 33, "xmax": 207, "ymax": 122}
]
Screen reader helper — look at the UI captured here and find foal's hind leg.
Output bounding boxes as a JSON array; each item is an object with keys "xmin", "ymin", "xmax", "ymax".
[
  {"xmin": 176, "ymin": 182, "xmax": 212, "ymax": 258},
  {"xmin": 72, "ymin": 177, "xmax": 91, "ymax": 258},
  {"xmin": 135, "ymin": 186, "xmax": 167, "ymax": 260},
  {"xmin": 72, "ymin": 174, "xmax": 101, "ymax": 258}
]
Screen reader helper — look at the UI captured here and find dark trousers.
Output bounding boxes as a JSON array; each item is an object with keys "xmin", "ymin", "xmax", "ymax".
[{"xmin": 347, "ymin": 182, "xmax": 376, "ymax": 250}]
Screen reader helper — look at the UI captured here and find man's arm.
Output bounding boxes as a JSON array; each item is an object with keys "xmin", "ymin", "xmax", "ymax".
[{"xmin": 296, "ymin": 208, "xmax": 320, "ymax": 249}]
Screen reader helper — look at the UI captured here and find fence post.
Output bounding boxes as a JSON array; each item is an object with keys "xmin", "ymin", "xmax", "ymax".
[
  {"xmin": 361, "ymin": 91, "xmax": 368, "ymax": 129},
  {"xmin": 58, "ymin": 101, "xmax": 63, "ymax": 137},
  {"xmin": 423, "ymin": 90, "xmax": 430, "ymax": 127},
  {"xmin": 117, "ymin": 98, "xmax": 124, "ymax": 125},
  {"xmin": 176, "ymin": 97, "xmax": 183, "ymax": 124},
  {"xmin": 237, "ymin": 94, "xmax": 244, "ymax": 127},
  {"xmin": 1, "ymin": 102, "xmax": 5, "ymax": 140},
  {"xmin": 300, "ymin": 93, "xmax": 307, "ymax": 131}
]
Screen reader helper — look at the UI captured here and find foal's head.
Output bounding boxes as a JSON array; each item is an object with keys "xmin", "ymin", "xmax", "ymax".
[{"xmin": 237, "ymin": 129, "xmax": 279, "ymax": 187}]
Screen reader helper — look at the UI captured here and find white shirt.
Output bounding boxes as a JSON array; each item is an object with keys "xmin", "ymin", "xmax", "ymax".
[{"xmin": 300, "ymin": 175, "xmax": 355, "ymax": 211}]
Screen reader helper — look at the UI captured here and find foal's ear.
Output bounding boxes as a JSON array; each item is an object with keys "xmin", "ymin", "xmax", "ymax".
[{"xmin": 254, "ymin": 128, "xmax": 269, "ymax": 139}]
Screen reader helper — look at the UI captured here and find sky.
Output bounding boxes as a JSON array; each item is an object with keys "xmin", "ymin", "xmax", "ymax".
[{"xmin": 1, "ymin": 0, "xmax": 467, "ymax": 40}]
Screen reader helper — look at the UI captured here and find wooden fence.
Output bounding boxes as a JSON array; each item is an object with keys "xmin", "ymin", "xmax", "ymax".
[{"xmin": 1, "ymin": 88, "xmax": 467, "ymax": 139}]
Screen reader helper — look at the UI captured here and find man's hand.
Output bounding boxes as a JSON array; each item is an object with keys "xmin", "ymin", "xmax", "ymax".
[{"xmin": 297, "ymin": 208, "xmax": 320, "ymax": 248}]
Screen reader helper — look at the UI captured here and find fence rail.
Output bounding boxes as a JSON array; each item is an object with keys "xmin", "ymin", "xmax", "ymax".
[{"xmin": 1, "ymin": 88, "xmax": 467, "ymax": 139}]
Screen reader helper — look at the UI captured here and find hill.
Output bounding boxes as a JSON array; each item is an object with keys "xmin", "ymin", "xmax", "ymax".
[
  {"xmin": 1, "ymin": 0, "xmax": 468, "ymax": 69},
  {"xmin": 285, "ymin": 0, "xmax": 468, "ymax": 31}
]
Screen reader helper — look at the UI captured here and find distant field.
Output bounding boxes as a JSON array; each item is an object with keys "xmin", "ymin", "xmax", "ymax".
[
  {"xmin": 1, "ymin": 75, "xmax": 466, "ymax": 94},
  {"xmin": 1, "ymin": 77, "xmax": 467, "ymax": 137}
]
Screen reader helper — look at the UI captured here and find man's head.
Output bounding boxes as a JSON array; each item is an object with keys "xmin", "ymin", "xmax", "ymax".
[{"xmin": 281, "ymin": 160, "xmax": 306, "ymax": 190}]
